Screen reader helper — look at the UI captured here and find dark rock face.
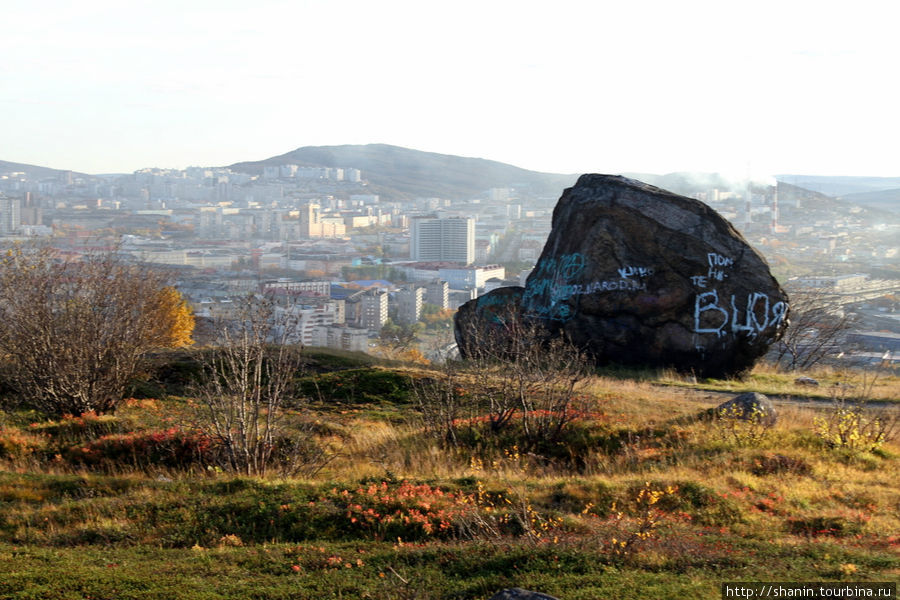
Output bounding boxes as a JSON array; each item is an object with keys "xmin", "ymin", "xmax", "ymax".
[
  {"xmin": 488, "ymin": 589, "xmax": 560, "ymax": 600},
  {"xmin": 455, "ymin": 174, "xmax": 789, "ymax": 378},
  {"xmin": 454, "ymin": 285, "xmax": 524, "ymax": 358},
  {"xmin": 715, "ymin": 392, "xmax": 777, "ymax": 426}
]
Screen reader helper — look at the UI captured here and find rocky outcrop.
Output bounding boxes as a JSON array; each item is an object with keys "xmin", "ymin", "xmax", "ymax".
[{"xmin": 455, "ymin": 175, "xmax": 789, "ymax": 378}]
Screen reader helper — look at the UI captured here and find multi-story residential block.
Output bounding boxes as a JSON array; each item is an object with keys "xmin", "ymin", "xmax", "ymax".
[
  {"xmin": 394, "ymin": 285, "xmax": 425, "ymax": 325},
  {"xmin": 311, "ymin": 324, "xmax": 368, "ymax": 352},
  {"xmin": 262, "ymin": 279, "xmax": 332, "ymax": 297},
  {"xmin": 297, "ymin": 203, "xmax": 346, "ymax": 238},
  {"xmin": 425, "ymin": 280, "xmax": 449, "ymax": 309},
  {"xmin": 274, "ymin": 303, "xmax": 340, "ymax": 346},
  {"xmin": 361, "ymin": 289, "xmax": 388, "ymax": 331}
]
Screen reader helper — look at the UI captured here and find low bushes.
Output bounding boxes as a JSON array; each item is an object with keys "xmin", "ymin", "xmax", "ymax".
[
  {"xmin": 0, "ymin": 426, "xmax": 47, "ymax": 461},
  {"xmin": 63, "ymin": 427, "xmax": 214, "ymax": 470}
]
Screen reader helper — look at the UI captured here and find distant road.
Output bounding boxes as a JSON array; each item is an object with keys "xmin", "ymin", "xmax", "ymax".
[
  {"xmin": 657, "ymin": 384, "xmax": 900, "ymax": 411},
  {"xmin": 496, "ymin": 232, "xmax": 522, "ymax": 264},
  {"xmin": 821, "ymin": 280, "xmax": 900, "ymax": 306}
]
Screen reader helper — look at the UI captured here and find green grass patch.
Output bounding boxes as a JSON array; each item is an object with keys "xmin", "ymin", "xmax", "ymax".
[{"xmin": 301, "ymin": 368, "xmax": 413, "ymax": 406}]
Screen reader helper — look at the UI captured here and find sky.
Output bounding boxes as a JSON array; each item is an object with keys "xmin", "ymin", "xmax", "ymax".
[{"xmin": 2, "ymin": 0, "xmax": 898, "ymax": 178}]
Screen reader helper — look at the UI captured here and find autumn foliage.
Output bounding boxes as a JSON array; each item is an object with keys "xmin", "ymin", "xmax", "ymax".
[{"xmin": 147, "ymin": 286, "xmax": 195, "ymax": 348}]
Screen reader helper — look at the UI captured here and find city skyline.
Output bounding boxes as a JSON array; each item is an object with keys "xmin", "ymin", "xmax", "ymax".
[{"xmin": 2, "ymin": 0, "xmax": 898, "ymax": 178}]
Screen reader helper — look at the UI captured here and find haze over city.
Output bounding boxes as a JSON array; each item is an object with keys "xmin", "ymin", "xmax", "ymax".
[{"xmin": 3, "ymin": 0, "xmax": 898, "ymax": 178}]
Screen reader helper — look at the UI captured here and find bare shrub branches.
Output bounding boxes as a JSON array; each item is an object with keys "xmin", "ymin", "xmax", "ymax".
[
  {"xmin": 417, "ymin": 306, "xmax": 592, "ymax": 450},
  {"xmin": 769, "ymin": 285, "xmax": 855, "ymax": 370},
  {"xmin": 0, "ymin": 246, "xmax": 192, "ymax": 416},
  {"xmin": 192, "ymin": 295, "xmax": 329, "ymax": 476}
]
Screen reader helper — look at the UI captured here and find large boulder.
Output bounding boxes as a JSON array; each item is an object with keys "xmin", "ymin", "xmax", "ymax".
[{"xmin": 455, "ymin": 175, "xmax": 789, "ymax": 378}]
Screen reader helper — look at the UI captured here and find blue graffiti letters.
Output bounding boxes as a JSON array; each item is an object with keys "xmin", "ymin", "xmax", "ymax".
[
  {"xmin": 694, "ymin": 290, "xmax": 729, "ymax": 336},
  {"xmin": 694, "ymin": 289, "xmax": 787, "ymax": 339}
]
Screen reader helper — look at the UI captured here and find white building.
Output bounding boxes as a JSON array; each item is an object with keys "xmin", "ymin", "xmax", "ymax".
[
  {"xmin": 313, "ymin": 324, "xmax": 368, "ymax": 353},
  {"xmin": 275, "ymin": 303, "xmax": 340, "ymax": 346},
  {"xmin": 350, "ymin": 194, "xmax": 379, "ymax": 205},
  {"xmin": 393, "ymin": 263, "xmax": 505, "ymax": 291},
  {"xmin": 795, "ymin": 274, "xmax": 868, "ymax": 292},
  {"xmin": 438, "ymin": 264, "xmax": 505, "ymax": 290},
  {"xmin": 263, "ymin": 279, "xmax": 332, "ymax": 296}
]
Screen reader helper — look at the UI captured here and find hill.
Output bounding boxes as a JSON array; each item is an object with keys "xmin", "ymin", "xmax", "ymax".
[
  {"xmin": 774, "ymin": 174, "xmax": 900, "ymax": 197},
  {"xmin": 841, "ymin": 188, "xmax": 900, "ymax": 213},
  {"xmin": 229, "ymin": 143, "xmax": 579, "ymax": 200},
  {"xmin": 0, "ymin": 159, "xmax": 72, "ymax": 179}
]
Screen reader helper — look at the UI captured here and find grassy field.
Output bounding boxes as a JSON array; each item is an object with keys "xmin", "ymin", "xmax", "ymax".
[{"xmin": 1, "ymin": 351, "xmax": 898, "ymax": 599}]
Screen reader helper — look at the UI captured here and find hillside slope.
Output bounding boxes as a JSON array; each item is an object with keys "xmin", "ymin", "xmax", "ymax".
[
  {"xmin": 0, "ymin": 159, "xmax": 71, "ymax": 179},
  {"xmin": 229, "ymin": 143, "xmax": 578, "ymax": 200}
]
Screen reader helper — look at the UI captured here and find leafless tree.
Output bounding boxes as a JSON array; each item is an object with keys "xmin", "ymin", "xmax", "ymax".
[
  {"xmin": 0, "ymin": 246, "xmax": 190, "ymax": 416},
  {"xmin": 508, "ymin": 332, "xmax": 592, "ymax": 441},
  {"xmin": 192, "ymin": 296, "xmax": 327, "ymax": 476},
  {"xmin": 769, "ymin": 285, "xmax": 856, "ymax": 370}
]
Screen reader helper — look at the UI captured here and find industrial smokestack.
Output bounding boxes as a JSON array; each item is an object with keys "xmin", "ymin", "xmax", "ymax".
[
  {"xmin": 745, "ymin": 184, "xmax": 752, "ymax": 228},
  {"xmin": 770, "ymin": 184, "xmax": 778, "ymax": 234}
]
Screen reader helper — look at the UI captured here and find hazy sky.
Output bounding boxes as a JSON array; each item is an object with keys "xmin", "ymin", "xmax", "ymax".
[{"xmin": 2, "ymin": 0, "xmax": 897, "ymax": 177}]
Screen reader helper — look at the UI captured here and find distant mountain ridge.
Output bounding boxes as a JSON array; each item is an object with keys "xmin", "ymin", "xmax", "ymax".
[
  {"xmin": 840, "ymin": 188, "xmax": 900, "ymax": 211},
  {"xmin": 773, "ymin": 175, "xmax": 900, "ymax": 197},
  {"xmin": 771, "ymin": 175, "xmax": 900, "ymax": 213},
  {"xmin": 4, "ymin": 148, "xmax": 899, "ymax": 213},
  {"xmin": 0, "ymin": 159, "xmax": 75, "ymax": 179},
  {"xmin": 229, "ymin": 144, "xmax": 578, "ymax": 200}
]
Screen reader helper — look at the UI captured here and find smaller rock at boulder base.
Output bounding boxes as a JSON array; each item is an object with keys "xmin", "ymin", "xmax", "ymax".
[
  {"xmin": 488, "ymin": 589, "xmax": 560, "ymax": 600},
  {"xmin": 715, "ymin": 392, "xmax": 777, "ymax": 427}
]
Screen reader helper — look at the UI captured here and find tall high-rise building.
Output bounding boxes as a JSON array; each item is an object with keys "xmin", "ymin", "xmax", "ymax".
[
  {"xmin": 20, "ymin": 192, "xmax": 41, "ymax": 226},
  {"xmin": 0, "ymin": 195, "xmax": 21, "ymax": 235},
  {"xmin": 410, "ymin": 216, "xmax": 475, "ymax": 264},
  {"xmin": 298, "ymin": 202, "xmax": 321, "ymax": 237}
]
